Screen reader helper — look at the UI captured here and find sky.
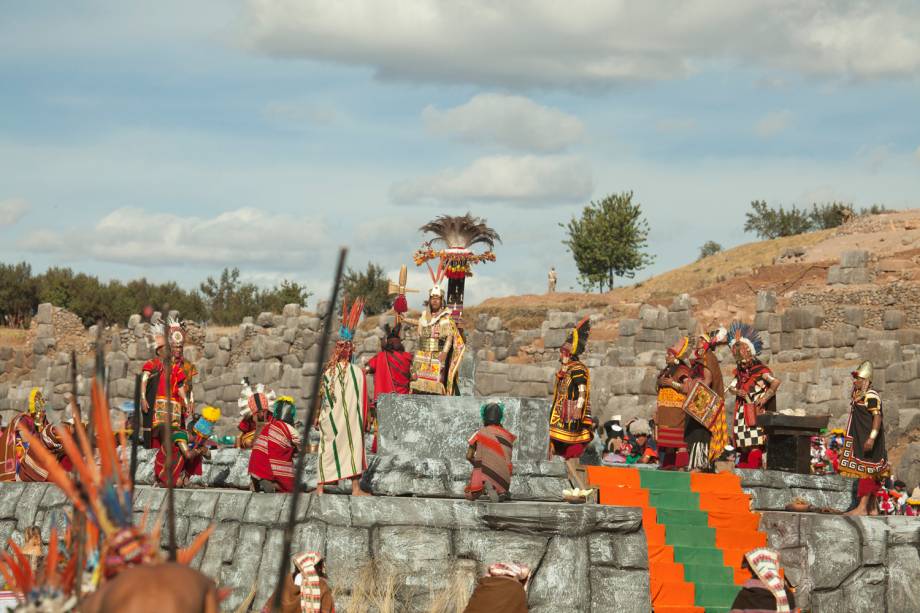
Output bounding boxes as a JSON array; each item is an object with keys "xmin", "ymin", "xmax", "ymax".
[{"xmin": 1, "ymin": 0, "xmax": 919, "ymax": 308}]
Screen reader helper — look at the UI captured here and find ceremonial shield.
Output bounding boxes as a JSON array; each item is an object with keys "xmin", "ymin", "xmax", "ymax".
[{"xmin": 682, "ymin": 381, "xmax": 722, "ymax": 430}]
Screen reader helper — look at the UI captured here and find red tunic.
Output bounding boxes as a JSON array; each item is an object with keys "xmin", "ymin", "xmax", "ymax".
[
  {"xmin": 153, "ymin": 430, "xmax": 204, "ymax": 487},
  {"xmin": 366, "ymin": 350, "xmax": 412, "ymax": 397},
  {"xmin": 142, "ymin": 359, "xmax": 187, "ymax": 402},
  {"xmin": 248, "ymin": 416, "xmax": 300, "ymax": 492}
]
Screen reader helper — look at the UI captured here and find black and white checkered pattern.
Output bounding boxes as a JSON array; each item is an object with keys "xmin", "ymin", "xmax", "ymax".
[{"xmin": 733, "ymin": 402, "xmax": 765, "ymax": 448}]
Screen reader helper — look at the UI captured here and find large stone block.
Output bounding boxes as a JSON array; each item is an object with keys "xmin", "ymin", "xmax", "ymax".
[
  {"xmin": 883, "ymin": 309, "xmax": 905, "ymax": 330},
  {"xmin": 840, "ymin": 250, "xmax": 869, "ymax": 268},
  {"xmin": 35, "ymin": 303, "xmax": 53, "ymax": 325},
  {"xmin": 809, "ymin": 566, "xmax": 885, "ymax": 613},
  {"xmin": 896, "ymin": 442, "xmax": 920, "ymax": 492},
  {"xmin": 853, "ymin": 339, "xmax": 901, "ymax": 368},
  {"xmin": 756, "ymin": 291, "xmax": 777, "ymax": 313},
  {"xmin": 803, "ymin": 515, "xmax": 859, "ymax": 590},
  {"xmin": 589, "ymin": 568, "xmax": 650, "ymax": 613},
  {"xmin": 888, "ymin": 545, "xmax": 920, "ymax": 613},
  {"xmin": 529, "ymin": 536, "xmax": 590, "ymax": 611},
  {"xmin": 377, "ymin": 395, "xmax": 551, "ymax": 463}
]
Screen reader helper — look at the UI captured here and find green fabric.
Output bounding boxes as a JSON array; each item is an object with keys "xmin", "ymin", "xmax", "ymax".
[{"xmin": 637, "ymin": 470, "xmax": 740, "ymax": 610}]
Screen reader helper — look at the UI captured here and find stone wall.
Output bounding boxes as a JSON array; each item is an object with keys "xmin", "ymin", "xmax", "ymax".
[
  {"xmin": 0, "ymin": 483, "xmax": 650, "ymax": 613},
  {"xmin": 759, "ymin": 511, "xmax": 920, "ymax": 612}
]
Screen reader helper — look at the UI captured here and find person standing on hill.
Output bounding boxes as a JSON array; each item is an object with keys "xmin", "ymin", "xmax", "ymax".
[{"xmin": 547, "ymin": 267, "xmax": 557, "ymax": 293}]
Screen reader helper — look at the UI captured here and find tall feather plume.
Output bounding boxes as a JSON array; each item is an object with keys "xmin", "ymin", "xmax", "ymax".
[
  {"xmin": 45, "ymin": 524, "xmax": 60, "ymax": 589},
  {"xmin": 6, "ymin": 540, "xmax": 34, "ymax": 593},
  {"xmin": 16, "ymin": 426, "xmax": 84, "ymax": 512},
  {"xmin": 419, "ymin": 213, "xmax": 501, "ymax": 251},
  {"xmin": 178, "ymin": 524, "xmax": 215, "ymax": 566}
]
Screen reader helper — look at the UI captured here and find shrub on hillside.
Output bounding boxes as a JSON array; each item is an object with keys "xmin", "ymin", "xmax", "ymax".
[{"xmin": 698, "ymin": 241, "xmax": 723, "ymax": 260}]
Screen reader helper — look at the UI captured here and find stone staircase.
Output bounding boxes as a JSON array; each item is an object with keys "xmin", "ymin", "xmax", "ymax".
[{"xmin": 588, "ymin": 467, "xmax": 767, "ymax": 613}]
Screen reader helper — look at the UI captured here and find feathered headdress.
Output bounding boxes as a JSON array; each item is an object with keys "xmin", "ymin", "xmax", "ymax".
[
  {"xmin": 28, "ymin": 387, "xmax": 46, "ymax": 415},
  {"xmin": 238, "ymin": 379, "xmax": 276, "ymax": 418},
  {"xmin": 338, "ymin": 297, "xmax": 365, "ymax": 342},
  {"xmin": 16, "ymin": 373, "xmax": 212, "ymax": 582},
  {"xmin": 414, "ymin": 213, "xmax": 501, "ymax": 282},
  {"xmin": 727, "ymin": 321, "xmax": 762, "ymax": 356},
  {"xmin": 166, "ymin": 316, "xmax": 187, "ymax": 348},
  {"xmin": 562, "ymin": 315, "xmax": 592, "ymax": 357}
]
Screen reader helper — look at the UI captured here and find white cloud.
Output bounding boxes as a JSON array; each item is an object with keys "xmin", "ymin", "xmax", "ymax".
[
  {"xmin": 422, "ymin": 94, "xmax": 584, "ymax": 152},
  {"xmin": 754, "ymin": 110, "xmax": 793, "ymax": 137},
  {"xmin": 390, "ymin": 155, "xmax": 593, "ymax": 206},
  {"xmin": 0, "ymin": 198, "xmax": 29, "ymax": 226},
  {"xmin": 243, "ymin": 0, "xmax": 920, "ymax": 88},
  {"xmin": 18, "ymin": 207, "xmax": 328, "ymax": 269}
]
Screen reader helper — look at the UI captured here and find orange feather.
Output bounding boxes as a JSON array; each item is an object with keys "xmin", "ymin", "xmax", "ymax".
[
  {"xmin": 16, "ymin": 426, "xmax": 83, "ymax": 510},
  {"xmin": 0, "ymin": 557, "xmax": 17, "ymax": 593},
  {"xmin": 91, "ymin": 378, "xmax": 126, "ymax": 489},
  {"xmin": 54, "ymin": 427, "xmax": 99, "ymax": 505},
  {"xmin": 6, "ymin": 541, "xmax": 33, "ymax": 593},
  {"xmin": 45, "ymin": 524, "xmax": 60, "ymax": 588},
  {"xmin": 178, "ymin": 524, "xmax": 214, "ymax": 566}
]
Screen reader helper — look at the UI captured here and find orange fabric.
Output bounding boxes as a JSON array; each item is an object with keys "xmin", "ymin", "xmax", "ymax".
[
  {"xmin": 588, "ymin": 467, "xmax": 699, "ymax": 610},
  {"xmin": 690, "ymin": 473, "xmax": 768, "ymax": 586}
]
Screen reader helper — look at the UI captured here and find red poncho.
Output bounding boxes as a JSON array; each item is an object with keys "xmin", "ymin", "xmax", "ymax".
[
  {"xmin": 366, "ymin": 350, "xmax": 412, "ymax": 397},
  {"xmin": 248, "ymin": 416, "xmax": 301, "ymax": 492}
]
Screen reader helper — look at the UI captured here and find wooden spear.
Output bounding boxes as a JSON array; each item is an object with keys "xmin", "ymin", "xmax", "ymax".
[{"xmin": 270, "ymin": 248, "xmax": 347, "ymax": 612}]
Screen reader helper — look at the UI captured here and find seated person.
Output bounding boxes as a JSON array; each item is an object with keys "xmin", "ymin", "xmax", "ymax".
[
  {"xmin": 601, "ymin": 417, "xmax": 628, "ymax": 464},
  {"xmin": 465, "ymin": 401, "xmax": 516, "ymax": 502},
  {"xmin": 625, "ymin": 419, "xmax": 658, "ymax": 465},
  {"xmin": 463, "ymin": 563, "xmax": 530, "ymax": 613},
  {"xmin": 731, "ymin": 548, "xmax": 796, "ymax": 612}
]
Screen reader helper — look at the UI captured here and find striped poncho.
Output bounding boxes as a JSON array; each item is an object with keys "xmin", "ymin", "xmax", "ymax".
[{"xmin": 318, "ymin": 362, "xmax": 367, "ymax": 485}]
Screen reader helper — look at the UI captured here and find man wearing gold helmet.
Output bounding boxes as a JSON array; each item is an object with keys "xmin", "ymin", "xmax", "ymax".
[
  {"xmin": 404, "ymin": 284, "xmax": 465, "ymax": 395},
  {"xmin": 840, "ymin": 360, "xmax": 889, "ymax": 515}
]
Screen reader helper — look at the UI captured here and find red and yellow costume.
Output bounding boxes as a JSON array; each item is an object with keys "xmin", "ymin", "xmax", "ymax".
[{"xmin": 549, "ymin": 316, "xmax": 593, "ymax": 459}]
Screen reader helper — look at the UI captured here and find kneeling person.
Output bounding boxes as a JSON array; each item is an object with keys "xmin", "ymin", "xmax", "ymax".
[{"xmin": 465, "ymin": 401, "xmax": 516, "ymax": 502}]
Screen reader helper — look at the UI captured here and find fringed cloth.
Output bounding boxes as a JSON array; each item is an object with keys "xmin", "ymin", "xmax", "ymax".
[
  {"xmin": 466, "ymin": 425, "xmax": 516, "ymax": 497},
  {"xmin": 248, "ymin": 416, "xmax": 301, "ymax": 492},
  {"xmin": 730, "ymin": 548, "xmax": 791, "ymax": 613},
  {"xmin": 293, "ymin": 552, "xmax": 326, "ymax": 613}
]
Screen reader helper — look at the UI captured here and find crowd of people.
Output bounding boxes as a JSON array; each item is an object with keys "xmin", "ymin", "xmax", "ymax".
[{"xmin": 0, "ymin": 273, "xmax": 910, "ymax": 612}]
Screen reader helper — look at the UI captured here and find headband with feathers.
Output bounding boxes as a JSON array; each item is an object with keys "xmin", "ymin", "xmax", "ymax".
[
  {"xmin": 563, "ymin": 315, "xmax": 592, "ymax": 357},
  {"xmin": 727, "ymin": 321, "xmax": 763, "ymax": 356},
  {"xmin": 339, "ymin": 297, "xmax": 365, "ymax": 342}
]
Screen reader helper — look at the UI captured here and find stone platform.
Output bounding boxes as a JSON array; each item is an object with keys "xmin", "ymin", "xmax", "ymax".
[{"xmin": 0, "ymin": 482, "xmax": 650, "ymax": 613}]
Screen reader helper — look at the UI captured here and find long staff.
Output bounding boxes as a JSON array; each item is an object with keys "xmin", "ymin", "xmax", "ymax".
[{"xmin": 270, "ymin": 248, "xmax": 347, "ymax": 612}]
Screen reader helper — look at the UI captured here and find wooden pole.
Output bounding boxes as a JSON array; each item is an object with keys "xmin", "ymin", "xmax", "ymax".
[
  {"xmin": 271, "ymin": 248, "xmax": 347, "ymax": 612},
  {"xmin": 163, "ymin": 311, "xmax": 177, "ymax": 562}
]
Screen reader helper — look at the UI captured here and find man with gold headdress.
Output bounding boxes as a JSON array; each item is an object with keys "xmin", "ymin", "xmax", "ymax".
[
  {"xmin": 840, "ymin": 360, "xmax": 889, "ymax": 516},
  {"xmin": 15, "ymin": 388, "xmax": 59, "ymax": 482},
  {"xmin": 404, "ymin": 285, "xmax": 465, "ymax": 395},
  {"xmin": 167, "ymin": 318, "xmax": 198, "ymax": 425},
  {"xmin": 681, "ymin": 329, "xmax": 729, "ymax": 472},
  {"xmin": 549, "ymin": 316, "xmax": 594, "ymax": 463}
]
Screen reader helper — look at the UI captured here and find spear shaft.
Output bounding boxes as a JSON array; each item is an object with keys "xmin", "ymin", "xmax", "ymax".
[{"xmin": 271, "ymin": 248, "xmax": 347, "ymax": 612}]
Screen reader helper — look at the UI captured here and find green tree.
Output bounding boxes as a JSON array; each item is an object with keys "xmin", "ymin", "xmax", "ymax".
[
  {"xmin": 561, "ymin": 191, "xmax": 655, "ymax": 292},
  {"xmin": 744, "ymin": 200, "xmax": 813, "ymax": 239},
  {"xmin": 809, "ymin": 202, "xmax": 854, "ymax": 230},
  {"xmin": 258, "ymin": 280, "xmax": 312, "ymax": 314},
  {"xmin": 698, "ymin": 240, "xmax": 723, "ymax": 260},
  {"xmin": 860, "ymin": 204, "xmax": 890, "ymax": 216},
  {"xmin": 199, "ymin": 267, "xmax": 262, "ymax": 325},
  {"xmin": 341, "ymin": 262, "xmax": 391, "ymax": 315},
  {"xmin": 0, "ymin": 262, "xmax": 38, "ymax": 326}
]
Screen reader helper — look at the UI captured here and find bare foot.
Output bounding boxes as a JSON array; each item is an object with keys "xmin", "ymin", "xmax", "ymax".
[{"xmin": 352, "ymin": 489, "xmax": 372, "ymax": 497}]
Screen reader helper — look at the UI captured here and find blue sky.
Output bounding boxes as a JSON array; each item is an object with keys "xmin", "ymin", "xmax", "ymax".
[{"xmin": 1, "ymin": 1, "xmax": 918, "ymax": 307}]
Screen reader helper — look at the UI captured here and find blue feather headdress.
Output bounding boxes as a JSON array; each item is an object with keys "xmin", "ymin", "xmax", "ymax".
[{"xmin": 727, "ymin": 321, "xmax": 762, "ymax": 356}]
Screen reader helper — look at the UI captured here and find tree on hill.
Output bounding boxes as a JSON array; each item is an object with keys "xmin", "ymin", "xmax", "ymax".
[
  {"xmin": 0, "ymin": 262, "xmax": 37, "ymax": 327},
  {"xmin": 744, "ymin": 200, "xmax": 813, "ymax": 239},
  {"xmin": 341, "ymin": 262, "xmax": 391, "ymax": 315},
  {"xmin": 698, "ymin": 241, "xmax": 723, "ymax": 260},
  {"xmin": 199, "ymin": 267, "xmax": 311, "ymax": 325},
  {"xmin": 561, "ymin": 191, "xmax": 655, "ymax": 292},
  {"xmin": 745, "ymin": 201, "xmax": 893, "ymax": 240}
]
